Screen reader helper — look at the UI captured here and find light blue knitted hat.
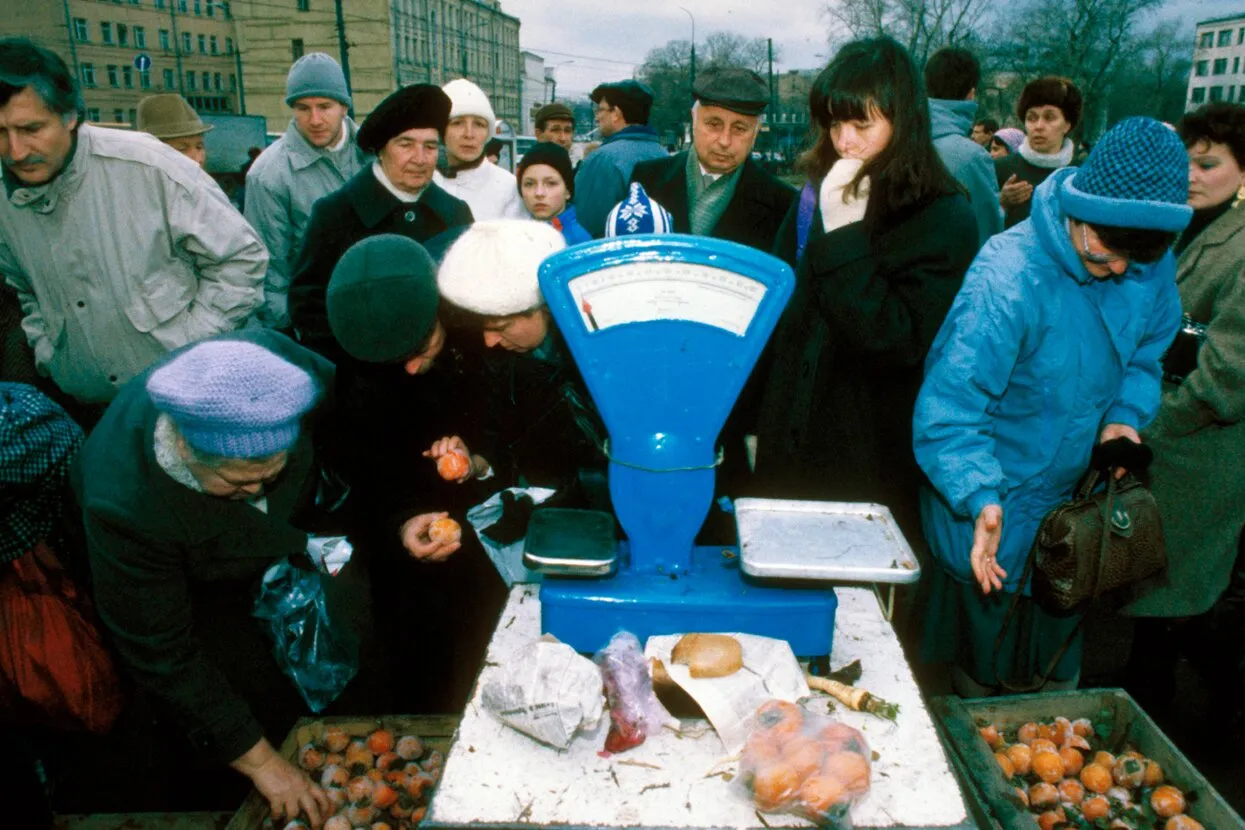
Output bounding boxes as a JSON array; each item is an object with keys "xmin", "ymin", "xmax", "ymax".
[
  {"xmin": 285, "ymin": 53, "xmax": 351, "ymax": 107},
  {"xmin": 147, "ymin": 340, "xmax": 320, "ymax": 459}
]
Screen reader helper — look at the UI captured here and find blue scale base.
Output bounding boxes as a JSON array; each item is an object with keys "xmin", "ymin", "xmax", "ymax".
[{"xmin": 539, "ymin": 545, "xmax": 838, "ymax": 658}]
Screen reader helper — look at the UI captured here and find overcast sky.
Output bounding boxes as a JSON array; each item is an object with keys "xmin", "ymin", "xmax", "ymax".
[{"xmin": 500, "ymin": 0, "xmax": 1245, "ymax": 100}]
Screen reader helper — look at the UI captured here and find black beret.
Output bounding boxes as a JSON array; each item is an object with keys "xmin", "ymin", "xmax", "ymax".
[
  {"xmin": 590, "ymin": 79, "xmax": 654, "ymax": 109},
  {"xmin": 516, "ymin": 142, "xmax": 575, "ymax": 198},
  {"xmin": 358, "ymin": 84, "xmax": 451, "ymax": 153},
  {"xmin": 693, "ymin": 68, "xmax": 769, "ymax": 116}
]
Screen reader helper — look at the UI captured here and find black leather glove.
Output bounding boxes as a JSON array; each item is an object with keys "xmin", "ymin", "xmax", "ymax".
[
  {"xmin": 480, "ymin": 491, "xmax": 535, "ymax": 546},
  {"xmin": 1091, "ymin": 437, "xmax": 1154, "ymax": 474}
]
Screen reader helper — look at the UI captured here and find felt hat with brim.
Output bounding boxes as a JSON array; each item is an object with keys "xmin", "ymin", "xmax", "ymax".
[
  {"xmin": 438, "ymin": 220, "xmax": 565, "ymax": 317},
  {"xmin": 137, "ymin": 94, "xmax": 211, "ymax": 140},
  {"xmin": 327, "ymin": 235, "xmax": 440, "ymax": 364},
  {"xmin": 358, "ymin": 84, "xmax": 452, "ymax": 153}
]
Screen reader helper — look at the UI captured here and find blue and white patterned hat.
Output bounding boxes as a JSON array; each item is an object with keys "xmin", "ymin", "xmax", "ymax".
[
  {"xmin": 605, "ymin": 182, "xmax": 674, "ymax": 236},
  {"xmin": 1060, "ymin": 117, "xmax": 1192, "ymax": 233}
]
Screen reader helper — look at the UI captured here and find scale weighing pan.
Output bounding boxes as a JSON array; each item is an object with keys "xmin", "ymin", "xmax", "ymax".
[
  {"xmin": 735, "ymin": 498, "xmax": 921, "ymax": 583},
  {"xmin": 523, "ymin": 508, "xmax": 617, "ymax": 577}
]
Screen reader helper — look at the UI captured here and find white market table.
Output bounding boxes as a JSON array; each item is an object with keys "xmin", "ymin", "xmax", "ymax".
[{"xmin": 425, "ymin": 585, "xmax": 973, "ymax": 830}]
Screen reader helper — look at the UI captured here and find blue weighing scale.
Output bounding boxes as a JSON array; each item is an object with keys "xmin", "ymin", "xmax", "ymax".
[{"xmin": 531, "ymin": 235, "xmax": 838, "ymax": 660}]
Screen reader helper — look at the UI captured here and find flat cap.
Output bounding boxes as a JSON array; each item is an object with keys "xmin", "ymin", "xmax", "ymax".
[
  {"xmin": 358, "ymin": 84, "xmax": 451, "ymax": 153},
  {"xmin": 535, "ymin": 101, "xmax": 574, "ymax": 125},
  {"xmin": 328, "ymin": 235, "xmax": 440, "ymax": 364},
  {"xmin": 693, "ymin": 68, "xmax": 769, "ymax": 116},
  {"xmin": 590, "ymin": 79, "xmax": 654, "ymax": 108}
]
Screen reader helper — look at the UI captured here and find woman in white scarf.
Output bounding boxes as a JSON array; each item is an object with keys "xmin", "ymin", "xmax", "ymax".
[{"xmin": 996, "ymin": 76, "xmax": 1084, "ymax": 228}]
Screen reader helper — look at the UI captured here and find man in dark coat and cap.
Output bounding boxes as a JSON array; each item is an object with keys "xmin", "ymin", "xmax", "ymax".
[
  {"xmin": 325, "ymin": 234, "xmax": 506, "ymax": 713},
  {"xmin": 289, "ymin": 84, "xmax": 474, "ymax": 362},
  {"xmin": 631, "ymin": 68, "xmax": 795, "ymax": 252}
]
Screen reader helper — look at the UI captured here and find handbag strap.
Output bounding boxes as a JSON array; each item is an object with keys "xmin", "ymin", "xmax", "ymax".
[
  {"xmin": 795, "ymin": 181, "xmax": 817, "ymax": 260},
  {"xmin": 990, "ymin": 474, "xmax": 1118, "ymax": 693}
]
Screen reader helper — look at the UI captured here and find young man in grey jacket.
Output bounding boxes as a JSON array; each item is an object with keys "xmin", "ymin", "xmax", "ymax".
[
  {"xmin": 0, "ymin": 38, "xmax": 265, "ymax": 410},
  {"xmin": 244, "ymin": 53, "xmax": 367, "ymax": 328},
  {"xmin": 925, "ymin": 48, "xmax": 1002, "ymax": 249}
]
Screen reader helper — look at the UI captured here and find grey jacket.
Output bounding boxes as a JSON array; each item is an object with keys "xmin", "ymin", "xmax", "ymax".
[
  {"xmin": 573, "ymin": 126, "xmax": 669, "ymax": 238},
  {"xmin": 929, "ymin": 98, "xmax": 1002, "ymax": 249},
  {"xmin": 244, "ymin": 117, "xmax": 367, "ymax": 327},
  {"xmin": 0, "ymin": 126, "xmax": 266, "ymax": 403}
]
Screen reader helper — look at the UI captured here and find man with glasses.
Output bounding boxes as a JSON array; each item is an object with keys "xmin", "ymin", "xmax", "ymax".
[{"xmin": 573, "ymin": 80, "xmax": 668, "ymax": 237}]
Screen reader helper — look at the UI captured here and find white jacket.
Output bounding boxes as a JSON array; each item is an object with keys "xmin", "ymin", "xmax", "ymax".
[
  {"xmin": 0, "ymin": 125, "xmax": 266, "ymax": 403},
  {"xmin": 433, "ymin": 160, "xmax": 526, "ymax": 221}
]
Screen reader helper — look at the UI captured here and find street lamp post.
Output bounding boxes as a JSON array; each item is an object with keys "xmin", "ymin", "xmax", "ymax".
[{"xmin": 678, "ymin": 6, "xmax": 696, "ymax": 89}]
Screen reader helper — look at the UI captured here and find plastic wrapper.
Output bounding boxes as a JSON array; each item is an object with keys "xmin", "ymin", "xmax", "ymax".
[
  {"xmin": 593, "ymin": 631, "xmax": 673, "ymax": 754},
  {"xmin": 253, "ymin": 556, "xmax": 358, "ymax": 712},
  {"xmin": 466, "ymin": 487, "xmax": 556, "ymax": 586},
  {"xmin": 481, "ymin": 638, "xmax": 604, "ymax": 749},
  {"xmin": 304, "ymin": 535, "xmax": 354, "ymax": 576},
  {"xmin": 739, "ymin": 699, "xmax": 872, "ymax": 829}
]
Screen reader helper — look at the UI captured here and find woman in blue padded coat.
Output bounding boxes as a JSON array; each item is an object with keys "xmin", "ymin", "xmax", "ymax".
[{"xmin": 913, "ymin": 118, "xmax": 1194, "ymax": 696}]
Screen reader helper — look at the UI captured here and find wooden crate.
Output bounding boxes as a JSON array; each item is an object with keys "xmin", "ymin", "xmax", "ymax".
[
  {"xmin": 227, "ymin": 714, "xmax": 459, "ymax": 830},
  {"xmin": 931, "ymin": 688, "xmax": 1244, "ymax": 830}
]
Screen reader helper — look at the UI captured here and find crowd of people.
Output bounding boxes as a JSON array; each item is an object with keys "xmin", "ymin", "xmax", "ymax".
[{"xmin": 1, "ymin": 26, "xmax": 1243, "ymax": 826}]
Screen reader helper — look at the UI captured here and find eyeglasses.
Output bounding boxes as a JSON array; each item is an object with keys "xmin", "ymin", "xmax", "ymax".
[
  {"xmin": 1080, "ymin": 223, "xmax": 1124, "ymax": 265},
  {"xmin": 594, "ymin": 104, "xmax": 614, "ymax": 115}
]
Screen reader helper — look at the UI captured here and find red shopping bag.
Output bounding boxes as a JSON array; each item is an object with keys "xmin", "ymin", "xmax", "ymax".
[{"xmin": 0, "ymin": 541, "xmax": 122, "ymax": 733}]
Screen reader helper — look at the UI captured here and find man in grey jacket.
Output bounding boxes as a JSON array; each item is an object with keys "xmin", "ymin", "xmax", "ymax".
[
  {"xmin": 924, "ymin": 48, "xmax": 1002, "ymax": 248},
  {"xmin": 0, "ymin": 38, "xmax": 265, "ymax": 409},
  {"xmin": 573, "ymin": 80, "xmax": 668, "ymax": 238},
  {"xmin": 244, "ymin": 54, "xmax": 367, "ymax": 328}
]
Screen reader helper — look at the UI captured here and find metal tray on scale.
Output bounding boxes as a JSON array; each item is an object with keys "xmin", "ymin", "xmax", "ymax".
[{"xmin": 734, "ymin": 498, "xmax": 921, "ymax": 583}]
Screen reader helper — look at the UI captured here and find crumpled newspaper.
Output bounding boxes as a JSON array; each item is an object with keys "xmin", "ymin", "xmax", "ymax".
[{"xmin": 481, "ymin": 637, "xmax": 604, "ymax": 749}]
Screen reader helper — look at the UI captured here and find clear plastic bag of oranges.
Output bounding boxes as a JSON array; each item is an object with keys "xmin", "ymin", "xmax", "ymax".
[{"xmin": 739, "ymin": 700, "xmax": 872, "ymax": 829}]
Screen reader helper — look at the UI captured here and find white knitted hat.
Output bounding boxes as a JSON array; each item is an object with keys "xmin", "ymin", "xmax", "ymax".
[
  {"xmin": 442, "ymin": 78, "xmax": 496, "ymax": 138},
  {"xmin": 438, "ymin": 220, "xmax": 566, "ymax": 316}
]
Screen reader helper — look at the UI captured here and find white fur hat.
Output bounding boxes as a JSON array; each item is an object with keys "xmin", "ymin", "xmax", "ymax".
[
  {"xmin": 438, "ymin": 220, "xmax": 566, "ymax": 316},
  {"xmin": 442, "ymin": 78, "xmax": 496, "ymax": 138}
]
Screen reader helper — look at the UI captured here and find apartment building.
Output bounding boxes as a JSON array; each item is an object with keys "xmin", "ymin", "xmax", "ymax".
[
  {"xmin": 1188, "ymin": 13, "xmax": 1245, "ymax": 110},
  {"xmin": 233, "ymin": 0, "xmax": 521, "ymax": 134},
  {"xmin": 3, "ymin": 0, "xmax": 242, "ymax": 126}
]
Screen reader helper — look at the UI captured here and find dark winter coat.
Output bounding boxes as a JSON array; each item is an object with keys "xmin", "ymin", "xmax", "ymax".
[
  {"xmin": 288, "ymin": 166, "xmax": 473, "ymax": 362},
  {"xmin": 74, "ymin": 329, "xmax": 334, "ymax": 764},
  {"xmin": 995, "ymin": 151, "xmax": 1075, "ymax": 229},
  {"xmin": 753, "ymin": 192, "xmax": 978, "ymax": 535},
  {"xmin": 1126, "ymin": 203, "xmax": 1245, "ymax": 617},
  {"xmin": 631, "ymin": 152, "xmax": 796, "ymax": 252}
]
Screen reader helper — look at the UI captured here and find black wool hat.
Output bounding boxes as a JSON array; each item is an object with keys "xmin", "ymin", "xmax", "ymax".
[
  {"xmin": 327, "ymin": 235, "xmax": 440, "ymax": 364},
  {"xmin": 693, "ymin": 68, "xmax": 769, "ymax": 116},
  {"xmin": 515, "ymin": 142, "xmax": 576, "ymax": 198},
  {"xmin": 357, "ymin": 84, "xmax": 452, "ymax": 153}
]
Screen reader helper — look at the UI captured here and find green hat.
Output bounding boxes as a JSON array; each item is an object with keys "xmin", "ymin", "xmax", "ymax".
[
  {"xmin": 137, "ymin": 93, "xmax": 211, "ymax": 139},
  {"xmin": 327, "ymin": 235, "xmax": 440, "ymax": 364},
  {"xmin": 693, "ymin": 68, "xmax": 769, "ymax": 116}
]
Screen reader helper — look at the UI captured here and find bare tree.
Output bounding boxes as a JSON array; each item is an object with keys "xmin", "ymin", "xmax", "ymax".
[
  {"xmin": 986, "ymin": 0, "xmax": 1164, "ymax": 135},
  {"xmin": 822, "ymin": 0, "xmax": 991, "ymax": 65},
  {"xmin": 702, "ymin": 32, "xmax": 777, "ymax": 74}
]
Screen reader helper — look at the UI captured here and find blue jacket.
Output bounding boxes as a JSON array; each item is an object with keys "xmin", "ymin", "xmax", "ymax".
[
  {"xmin": 930, "ymin": 98, "xmax": 1003, "ymax": 249},
  {"xmin": 573, "ymin": 126, "xmax": 668, "ymax": 238},
  {"xmin": 550, "ymin": 204, "xmax": 592, "ymax": 245},
  {"xmin": 913, "ymin": 167, "xmax": 1181, "ymax": 592}
]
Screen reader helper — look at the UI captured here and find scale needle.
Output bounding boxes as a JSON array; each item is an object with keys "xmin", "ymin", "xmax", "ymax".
[{"xmin": 582, "ymin": 298, "xmax": 600, "ymax": 332}]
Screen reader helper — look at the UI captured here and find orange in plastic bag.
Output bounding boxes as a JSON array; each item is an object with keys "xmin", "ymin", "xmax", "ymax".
[
  {"xmin": 0, "ymin": 542, "xmax": 122, "ymax": 734},
  {"xmin": 741, "ymin": 699, "xmax": 872, "ymax": 829}
]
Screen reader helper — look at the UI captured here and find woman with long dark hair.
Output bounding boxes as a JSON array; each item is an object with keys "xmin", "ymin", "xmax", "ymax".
[{"xmin": 753, "ymin": 37, "xmax": 978, "ymax": 541}]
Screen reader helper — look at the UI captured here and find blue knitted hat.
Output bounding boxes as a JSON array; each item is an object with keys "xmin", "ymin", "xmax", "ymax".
[
  {"xmin": 285, "ymin": 53, "xmax": 351, "ymax": 107},
  {"xmin": 606, "ymin": 183, "xmax": 674, "ymax": 236},
  {"xmin": 147, "ymin": 340, "xmax": 321, "ymax": 459},
  {"xmin": 1060, "ymin": 117, "xmax": 1192, "ymax": 232}
]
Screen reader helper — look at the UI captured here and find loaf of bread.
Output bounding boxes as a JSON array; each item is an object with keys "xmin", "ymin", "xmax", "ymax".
[{"xmin": 670, "ymin": 633, "xmax": 743, "ymax": 678}]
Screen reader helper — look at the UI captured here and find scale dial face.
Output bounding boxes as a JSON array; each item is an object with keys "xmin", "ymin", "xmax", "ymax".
[{"xmin": 567, "ymin": 260, "xmax": 768, "ymax": 336}]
